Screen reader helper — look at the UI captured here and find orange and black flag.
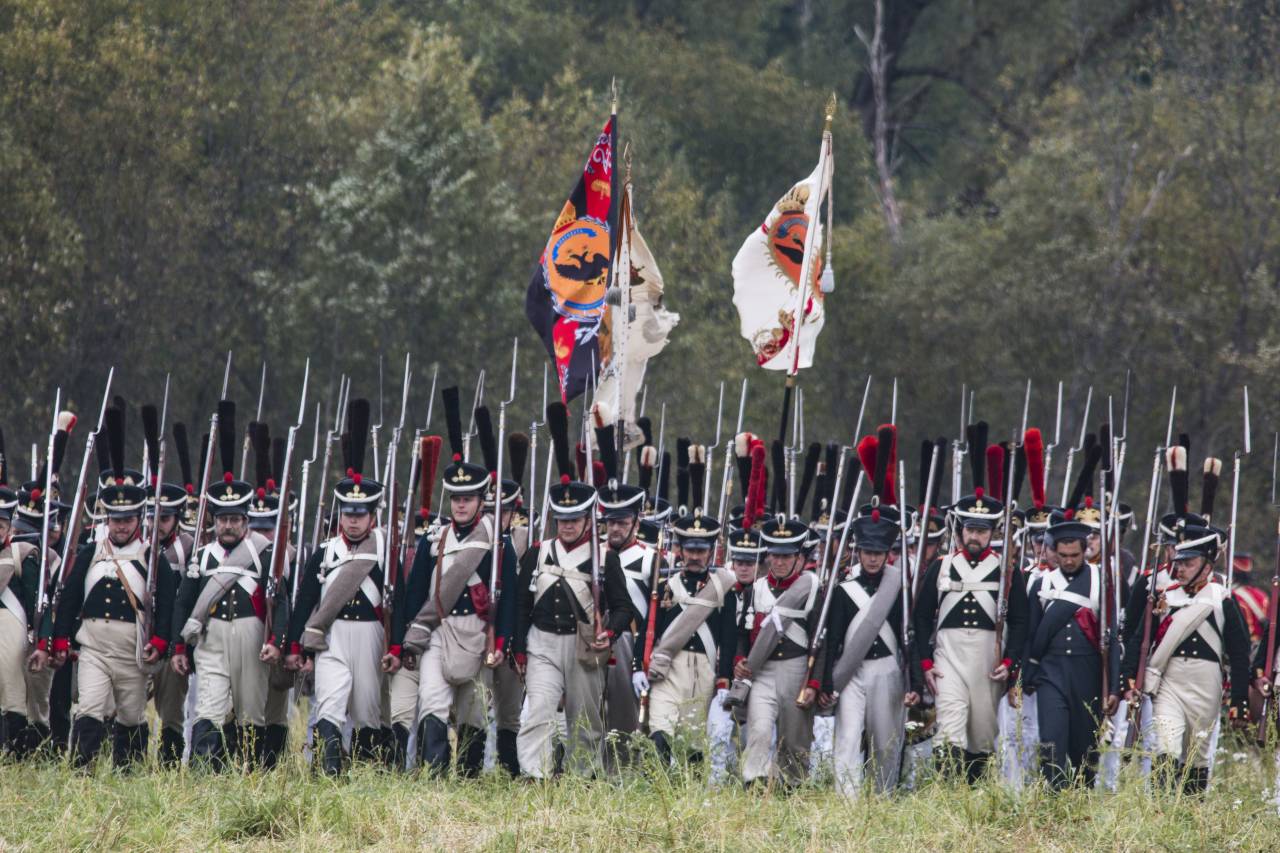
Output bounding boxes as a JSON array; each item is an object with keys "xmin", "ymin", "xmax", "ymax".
[{"xmin": 525, "ymin": 109, "xmax": 617, "ymax": 403}]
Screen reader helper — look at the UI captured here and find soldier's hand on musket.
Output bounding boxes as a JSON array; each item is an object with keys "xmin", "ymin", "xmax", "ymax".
[
  {"xmin": 283, "ymin": 653, "xmax": 303, "ymax": 672},
  {"xmin": 1256, "ymin": 676, "xmax": 1273, "ymax": 697},
  {"xmin": 301, "ymin": 656, "xmax": 314, "ymax": 675},
  {"xmin": 817, "ymin": 691, "xmax": 837, "ymax": 711},
  {"xmin": 1123, "ymin": 687, "xmax": 1139, "ymax": 705},
  {"xmin": 904, "ymin": 691, "xmax": 920, "ymax": 707},
  {"xmin": 988, "ymin": 662, "xmax": 1010, "ymax": 682},
  {"xmin": 1007, "ymin": 685, "xmax": 1022, "ymax": 709},
  {"xmin": 485, "ymin": 648, "xmax": 505, "ymax": 669},
  {"xmin": 260, "ymin": 643, "xmax": 281, "ymax": 664},
  {"xmin": 924, "ymin": 667, "xmax": 942, "ymax": 695},
  {"xmin": 1229, "ymin": 705, "xmax": 1249, "ymax": 730},
  {"xmin": 796, "ymin": 685, "xmax": 817, "ymax": 709},
  {"xmin": 26, "ymin": 649, "xmax": 48, "ymax": 673},
  {"xmin": 172, "ymin": 654, "xmax": 190, "ymax": 676},
  {"xmin": 733, "ymin": 660, "xmax": 752, "ymax": 681},
  {"xmin": 590, "ymin": 632, "xmax": 611, "ymax": 651},
  {"xmin": 1103, "ymin": 694, "xmax": 1120, "ymax": 716},
  {"xmin": 514, "ymin": 653, "xmax": 527, "ymax": 679},
  {"xmin": 142, "ymin": 643, "xmax": 162, "ymax": 665},
  {"xmin": 381, "ymin": 652, "xmax": 401, "ymax": 674}
]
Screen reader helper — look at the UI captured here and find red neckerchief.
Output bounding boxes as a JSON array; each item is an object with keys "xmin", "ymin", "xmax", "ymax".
[
  {"xmin": 559, "ymin": 530, "xmax": 591, "ymax": 551},
  {"xmin": 767, "ymin": 569, "xmax": 800, "ymax": 592}
]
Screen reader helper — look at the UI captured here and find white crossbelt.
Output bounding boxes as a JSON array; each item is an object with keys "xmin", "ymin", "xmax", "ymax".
[
  {"xmin": 936, "ymin": 552, "xmax": 1001, "ymax": 625},
  {"xmin": 753, "ymin": 574, "xmax": 818, "ymax": 648},
  {"xmin": 319, "ymin": 529, "xmax": 385, "ymax": 609},
  {"xmin": 1037, "ymin": 565, "xmax": 1100, "ymax": 613},
  {"xmin": 667, "ymin": 570, "xmax": 729, "ymax": 668},
  {"xmin": 840, "ymin": 576, "xmax": 897, "ymax": 655}
]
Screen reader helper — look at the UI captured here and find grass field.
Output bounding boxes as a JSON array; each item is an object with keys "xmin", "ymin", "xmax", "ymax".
[{"xmin": 2, "ymin": 735, "xmax": 1277, "ymax": 852}]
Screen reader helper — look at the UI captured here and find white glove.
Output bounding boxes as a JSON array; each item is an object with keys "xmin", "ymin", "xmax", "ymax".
[{"xmin": 632, "ymin": 670, "xmax": 650, "ymax": 697}]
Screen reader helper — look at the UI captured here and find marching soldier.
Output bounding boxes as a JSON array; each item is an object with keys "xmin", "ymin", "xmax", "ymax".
[
  {"xmin": 40, "ymin": 406, "xmax": 174, "ymax": 769},
  {"xmin": 630, "ymin": 508, "xmax": 734, "ymax": 764},
  {"xmin": 171, "ymin": 401, "xmax": 273, "ymax": 768},
  {"xmin": 284, "ymin": 399, "xmax": 388, "ymax": 774},
  {"xmin": 820, "ymin": 509, "xmax": 918, "ymax": 795},
  {"xmin": 1117, "ymin": 522, "xmax": 1251, "ymax": 793},
  {"xmin": 390, "ymin": 450, "xmax": 517, "ymax": 777},
  {"xmin": 729, "ymin": 516, "xmax": 822, "ymax": 787},
  {"xmin": 0, "ymin": 486, "xmax": 55, "ymax": 758},
  {"xmin": 488, "ymin": 457, "xmax": 528, "ymax": 776},
  {"xmin": 1021, "ymin": 516, "xmax": 1118, "ymax": 788},
  {"xmin": 147, "ymin": 477, "xmax": 194, "ymax": 766},
  {"xmin": 914, "ymin": 485, "xmax": 1028, "ymax": 783},
  {"xmin": 514, "ymin": 399, "xmax": 631, "ymax": 778}
]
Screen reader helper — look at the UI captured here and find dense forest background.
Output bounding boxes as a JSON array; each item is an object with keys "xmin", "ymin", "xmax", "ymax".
[{"xmin": 4, "ymin": 0, "xmax": 1280, "ymax": 558}]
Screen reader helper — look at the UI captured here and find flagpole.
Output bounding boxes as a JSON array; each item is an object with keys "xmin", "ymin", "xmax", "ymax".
[{"xmin": 610, "ymin": 144, "xmax": 633, "ymax": 472}]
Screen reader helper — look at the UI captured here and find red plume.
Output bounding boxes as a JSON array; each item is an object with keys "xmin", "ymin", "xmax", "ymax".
[
  {"xmin": 856, "ymin": 435, "xmax": 878, "ymax": 493},
  {"xmin": 875, "ymin": 424, "xmax": 897, "ymax": 506},
  {"xmin": 1024, "ymin": 428, "xmax": 1045, "ymax": 509},
  {"xmin": 420, "ymin": 435, "xmax": 443, "ymax": 515},
  {"xmin": 745, "ymin": 443, "xmax": 768, "ymax": 529},
  {"xmin": 591, "ymin": 460, "xmax": 606, "ymax": 488},
  {"xmin": 575, "ymin": 442, "xmax": 587, "ymax": 482},
  {"xmin": 986, "ymin": 445, "xmax": 1004, "ymax": 501}
]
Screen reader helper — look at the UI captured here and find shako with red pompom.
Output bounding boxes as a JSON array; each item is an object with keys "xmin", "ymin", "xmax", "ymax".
[
  {"xmin": 950, "ymin": 483, "xmax": 1004, "ymax": 530},
  {"xmin": 851, "ymin": 505, "xmax": 898, "ymax": 553},
  {"xmin": 441, "ymin": 451, "xmax": 488, "ymax": 497},
  {"xmin": 332, "ymin": 397, "xmax": 383, "ymax": 514}
]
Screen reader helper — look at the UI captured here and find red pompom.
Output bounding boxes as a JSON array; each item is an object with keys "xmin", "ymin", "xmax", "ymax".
[
  {"xmin": 1084, "ymin": 495, "xmax": 1093, "ymax": 509},
  {"xmin": 223, "ymin": 472, "xmax": 234, "ymax": 484},
  {"xmin": 560, "ymin": 474, "xmax": 571, "ymax": 485},
  {"xmin": 418, "ymin": 508, "xmax": 429, "ymax": 519},
  {"xmin": 871, "ymin": 508, "xmax": 880, "ymax": 522},
  {"xmin": 453, "ymin": 453, "xmax": 462, "ymax": 462},
  {"xmin": 185, "ymin": 483, "xmax": 194, "ymax": 494},
  {"xmin": 975, "ymin": 486, "xmax": 984, "ymax": 499},
  {"xmin": 256, "ymin": 487, "xmax": 266, "ymax": 499},
  {"xmin": 490, "ymin": 471, "xmax": 498, "ymax": 481},
  {"xmin": 266, "ymin": 478, "xmax": 276, "ymax": 492},
  {"xmin": 353, "ymin": 473, "xmax": 363, "ymax": 485},
  {"xmin": 1064, "ymin": 508, "xmax": 1075, "ymax": 520},
  {"xmin": 30, "ymin": 488, "xmax": 42, "ymax": 502},
  {"xmin": 346, "ymin": 467, "xmax": 355, "ymax": 478},
  {"xmin": 151, "ymin": 475, "xmax": 158, "ymax": 487},
  {"xmin": 116, "ymin": 477, "xmax": 125, "ymax": 485}
]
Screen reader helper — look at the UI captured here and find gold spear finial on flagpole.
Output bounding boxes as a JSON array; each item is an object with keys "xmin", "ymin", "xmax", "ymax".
[{"xmin": 824, "ymin": 92, "xmax": 837, "ymax": 132}]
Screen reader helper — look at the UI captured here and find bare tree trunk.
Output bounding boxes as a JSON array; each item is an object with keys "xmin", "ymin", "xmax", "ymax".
[{"xmin": 857, "ymin": 0, "xmax": 902, "ymax": 244}]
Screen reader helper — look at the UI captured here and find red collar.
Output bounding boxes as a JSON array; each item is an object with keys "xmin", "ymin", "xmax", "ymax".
[
  {"xmin": 767, "ymin": 570, "xmax": 800, "ymax": 591},
  {"xmin": 560, "ymin": 531, "xmax": 591, "ymax": 550},
  {"xmin": 955, "ymin": 547, "xmax": 993, "ymax": 562}
]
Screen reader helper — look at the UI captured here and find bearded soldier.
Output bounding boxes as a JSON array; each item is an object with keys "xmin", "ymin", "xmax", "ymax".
[
  {"xmin": 284, "ymin": 399, "xmax": 388, "ymax": 774},
  {"xmin": 913, "ymin": 485, "xmax": 1028, "ymax": 783},
  {"xmin": 727, "ymin": 516, "xmax": 822, "ymax": 787},
  {"xmin": 820, "ymin": 510, "xmax": 918, "ymax": 794},
  {"xmin": 1117, "ymin": 523, "xmax": 1250, "ymax": 793},
  {"xmin": 390, "ymin": 451, "xmax": 517, "ymax": 777},
  {"xmin": 630, "ymin": 509, "xmax": 733, "ymax": 764},
  {"xmin": 40, "ymin": 405, "xmax": 174, "ymax": 769},
  {"xmin": 171, "ymin": 401, "xmax": 274, "ymax": 768}
]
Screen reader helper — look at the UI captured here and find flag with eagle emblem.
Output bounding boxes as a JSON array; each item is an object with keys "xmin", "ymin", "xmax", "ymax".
[
  {"xmin": 731, "ymin": 157, "xmax": 830, "ymax": 371},
  {"xmin": 525, "ymin": 112, "xmax": 617, "ymax": 402}
]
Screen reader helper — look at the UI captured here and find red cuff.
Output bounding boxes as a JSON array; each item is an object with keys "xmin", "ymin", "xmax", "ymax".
[
  {"xmin": 1002, "ymin": 658, "xmax": 1012, "ymax": 671},
  {"xmin": 148, "ymin": 636, "xmax": 168, "ymax": 654},
  {"xmin": 715, "ymin": 678, "xmax": 729, "ymax": 690},
  {"xmin": 268, "ymin": 634, "xmax": 277, "ymax": 647},
  {"xmin": 289, "ymin": 642, "xmax": 302, "ymax": 656},
  {"xmin": 734, "ymin": 655, "xmax": 746, "ymax": 666},
  {"xmin": 388, "ymin": 644, "xmax": 403, "ymax": 658},
  {"xmin": 921, "ymin": 658, "xmax": 933, "ymax": 672},
  {"xmin": 173, "ymin": 643, "xmax": 187, "ymax": 657},
  {"xmin": 52, "ymin": 637, "xmax": 70, "ymax": 654},
  {"xmin": 36, "ymin": 638, "xmax": 48, "ymax": 652},
  {"xmin": 495, "ymin": 636, "xmax": 505, "ymax": 653},
  {"xmin": 606, "ymin": 629, "xmax": 616, "ymax": 640},
  {"xmin": 515, "ymin": 652, "xmax": 528, "ymax": 668},
  {"xmin": 806, "ymin": 679, "xmax": 820, "ymax": 692}
]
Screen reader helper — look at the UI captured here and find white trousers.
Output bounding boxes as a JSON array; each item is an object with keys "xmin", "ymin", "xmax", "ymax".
[
  {"xmin": 517, "ymin": 627, "xmax": 604, "ymax": 778},
  {"xmin": 313, "ymin": 619, "xmax": 384, "ymax": 730},
  {"xmin": 193, "ymin": 616, "xmax": 269, "ymax": 726},
  {"xmin": 832, "ymin": 655, "xmax": 905, "ymax": 795},
  {"xmin": 933, "ymin": 628, "xmax": 1002, "ymax": 753},
  {"xmin": 1152, "ymin": 656, "xmax": 1221, "ymax": 769},
  {"xmin": 76, "ymin": 618, "xmax": 147, "ymax": 726},
  {"xmin": 741, "ymin": 655, "xmax": 813, "ymax": 784}
]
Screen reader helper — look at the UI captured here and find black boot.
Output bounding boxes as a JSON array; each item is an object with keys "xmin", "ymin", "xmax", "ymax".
[
  {"xmin": 113, "ymin": 723, "xmax": 148, "ymax": 770},
  {"xmin": 457, "ymin": 725, "xmax": 486, "ymax": 778},
  {"xmin": 1184, "ymin": 765, "xmax": 1210, "ymax": 795},
  {"xmin": 24, "ymin": 722, "xmax": 51, "ymax": 760},
  {"xmin": 315, "ymin": 720, "xmax": 344, "ymax": 776},
  {"xmin": 938, "ymin": 744, "xmax": 966, "ymax": 780},
  {"xmin": 1152, "ymin": 755, "xmax": 1182, "ymax": 793},
  {"xmin": 158, "ymin": 727, "xmax": 184, "ymax": 768},
  {"xmin": 388, "ymin": 723, "xmax": 410, "ymax": 771},
  {"xmin": 70, "ymin": 716, "xmax": 107, "ymax": 769},
  {"xmin": 650, "ymin": 730, "xmax": 672, "ymax": 767},
  {"xmin": 964, "ymin": 751, "xmax": 989, "ymax": 785},
  {"xmin": 3, "ymin": 712, "xmax": 30, "ymax": 759},
  {"xmin": 496, "ymin": 728, "xmax": 519, "ymax": 777},
  {"xmin": 190, "ymin": 719, "xmax": 226, "ymax": 770},
  {"xmin": 222, "ymin": 723, "xmax": 242, "ymax": 765},
  {"xmin": 353, "ymin": 727, "xmax": 382, "ymax": 764},
  {"xmin": 260, "ymin": 724, "xmax": 287, "ymax": 770},
  {"xmin": 418, "ymin": 716, "xmax": 451, "ymax": 776}
]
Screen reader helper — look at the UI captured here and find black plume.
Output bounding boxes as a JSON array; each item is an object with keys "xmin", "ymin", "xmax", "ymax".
[
  {"xmin": 50, "ymin": 431, "xmax": 68, "ymax": 482},
  {"xmin": 346, "ymin": 399, "xmax": 370, "ymax": 476},
  {"xmin": 547, "ymin": 402, "xmax": 573, "ymax": 479},
  {"xmin": 141, "ymin": 405, "xmax": 161, "ymax": 470},
  {"xmin": 217, "ymin": 400, "xmax": 236, "ymax": 476},
  {"xmin": 340, "ymin": 432, "xmax": 351, "ymax": 472},
  {"xmin": 677, "ymin": 465, "xmax": 690, "ymax": 510},
  {"xmin": 474, "ymin": 405, "xmax": 498, "ymax": 472},
  {"xmin": 1012, "ymin": 442, "xmax": 1028, "ymax": 503},
  {"xmin": 823, "ymin": 442, "xmax": 841, "ymax": 508},
  {"xmin": 173, "ymin": 423, "xmax": 193, "ymax": 487},
  {"xmin": 1067, "ymin": 444, "xmax": 1104, "ymax": 508},
  {"xmin": 770, "ymin": 439, "xmax": 787, "ymax": 510},
  {"xmin": 596, "ymin": 423, "xmax": 618, "ymax": 481},
  {"xmin": 95, "ymin": 423, "xmax": 111, "ymax": 476},
  {"xmin": 272, "ymin": 437, "xmax": 286, "ymax": 487},
  {"xmin": 199, "ymin": 433, "xmax": 211, "ymax": 484},
  {"xmin": 0, "ymin": 427, "xmax": 6, "ymax": 485},
  {"xmin": 657, "ymin": 451, "xmax": 672, "ymax": 503},
  {"xmin": 252, "ymin": 422, "xmax": 271, "ymax": 488},
  {"xmin": 689, "ymin": 445, "xmax": 706, "ymax": 510},
  {"xmin": 442, "ymin": 386, "xmax": 463, "ymax": 458},
  {"xmin": 105, "ymin": 406, "xmax": 126, "ymax": 481},
  {"xmin": 507, "ymin": 432, "xmax": 530, "ymax": 490},
  {"xmin": 796, "ymin": 442, "xmax": 820, "ymax": 517},
  {"xmin": 635, "ymin": 416, "xmax": 653, "ymax": 476},
  {"xmin": 917, "ymin": 440, "xmax": 934, "ymax": 505},
  {"xmin": 676, "ymin": 438, "xmax": 691, "ymax": 473},
  {"xmin": 966, "ymin": 421, "xmax": 988, "ymax": 490}
]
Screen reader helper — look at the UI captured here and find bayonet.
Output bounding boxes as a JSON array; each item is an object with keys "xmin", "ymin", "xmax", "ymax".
[
  {"xmin": 372, "ymin": 356, "xmax": 385, "ymax": 476},
  {"xmin": 1226, "ymin": 386, "xmax": 1251, "ymax": 586},
  {"xmin": 240, "ymin": 361, "xmax": 267, "ymax": 479},
  {"xmin": 1060, "ymin": 385, "xmax": 1093, "ymax": 507},
  {"xmin": 463, "ymin": 370, "xmax": 485, "ymax": 462},
  {"xmin": 485, "ymin": 338, "xmax": 519, "ymax": 664},
  {"xmin": 1020, "ymin": 379, "xmax": 1031, "ymax": 437},
  {"xmin": 704, "ymin": 381, "xmax": 725, "ymax": 515}
]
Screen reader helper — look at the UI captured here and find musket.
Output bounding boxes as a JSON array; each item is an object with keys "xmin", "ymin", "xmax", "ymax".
[
  {"xmin": 911, "ymin": 442, "xmax": 942, "ymax": 607},
  {"xmin": 1020, "ymin": 379, "xmax": 1031, "ymax": 437},
  {"xmin": 265, "ymin": 359, "xmax": 309, "ymax": 644},
  {"xmin": 1059, "ymin": 386, "xmax": 1093, "ymax": 506},
  {"xmin": 462, "ymin": 370, "xmax": 485, "ymax": 463},
  {"xmin": 950, "ymin": 384, "xmax": 968, "ymax": 504},
  {"xmin": 141, "ymin": 378, "xmax": 171, "ymax": 646},
  {"xmin": 638, "ymin": 498, "xmax": 668, "ymax": 733},
  {"xmin": 716, "ymin": 378, "xmax": 749, "ymax": 528},
  {"xmin": 622, "ymin": 380, "xmax": 646, "ymax": 485},
  {"xmin": 394, "ymin": 363, "xmax": 438, "ymax": 577},
  {"xmin": 1099, "ymin": 424, "xmax": 1115, "ymax": 706},
  {"xmin": 292, "ymin": 402, "xmax": 322, "ymax": 607},
  {"xmin": 529, "ymin": 364, "xmax": 547, "ymax": 535},
  {"xmin": 240, "ymin": 361, "xmax": 267, "ymax": 479},
  {"xmin": 583, "ymin": 368, "xmax": 604, "ymax": 647},
  {"xmin": 992, "ymin": 431, "xmax": 1018, "ymax": 664},
  {"xmin": 371, "ymin": 356, "xmax": 385, "ymax": 477},
  {"xmin": 189, "ymin": 352, "xmax": 234, "ymax": 558},
  {"xmin": 1225, "ymin": 386, "xmax": 1250, "ymax": 588},
  {"xmin": 1042, "ymin": 381, "xmax": 1064, "ymax": 492},
  {"xmin": 703, "ymin": 381, "xmax": 724, "ymax": 515},
  {"xmin": 486, "ymin": 340, "xmax": 518, "ymax": 664},
  {"xmin": 1125, "ymin": 446, "xmax": 1165, "ymax": 747},
  {"xmin": 310, "ymin": 375, "xmax": 349, "ymax": 552},
  {"xmin": 31, "ymin": 388, "xmax": 61, "ymax": 645},
  {"xmin": 812, "ymin": 375, "xmax": 871, "ymax": 582},
  {"xmin": 1258, "ymin": 432, "xmax": 1280, "ymax": 746},
  {"xmin": 381, "ymin": 355, "xmax": 411, "ymax": 651},
  {"xmin": 896, "ymin": 458, "xmax": 912, "ymax": 674},
  {"xmin": 49, "ymin": 369, "xmax": 115, "ymax": 619}
]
